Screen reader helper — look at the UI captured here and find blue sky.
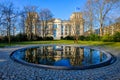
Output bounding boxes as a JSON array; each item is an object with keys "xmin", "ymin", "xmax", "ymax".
[{"xmin": 0, "ymin": 0, "xmax": 86, "ymax": 20}]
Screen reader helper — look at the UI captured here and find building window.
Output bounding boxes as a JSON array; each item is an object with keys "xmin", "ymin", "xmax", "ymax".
[
  {"xmin": 61, "ymin": 26, "xmax": 63, "ymax": 35},
  {"xmin": 53, "ymin": 30, "xmax": 56, "ymax": 37},
  {"xmin": 61, "ymin": 32, "xmax": 63, "ymax": 35},
  {"xmin": 65, "ymin": 32, "xmax": 67, "ymax": 35},
  {"xmin": 53, "ymin": 24, "xmax": 57, "ymax": 29}
]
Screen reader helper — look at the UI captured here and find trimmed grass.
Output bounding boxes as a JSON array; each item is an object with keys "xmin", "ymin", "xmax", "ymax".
[{"xmin": 0, "ymin": 40, "xmax": 120, "ymax": 48}]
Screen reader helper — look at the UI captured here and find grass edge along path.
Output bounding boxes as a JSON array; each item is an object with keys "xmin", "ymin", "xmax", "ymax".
[{"xmin": 0, "ymin": 40, "xmax": 120, "ymax": 48}]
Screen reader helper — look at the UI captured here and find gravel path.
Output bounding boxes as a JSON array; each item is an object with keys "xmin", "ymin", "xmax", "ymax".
[{"xmin": 0, "ymin": 45, "xmax": 120, "ymax": 80}]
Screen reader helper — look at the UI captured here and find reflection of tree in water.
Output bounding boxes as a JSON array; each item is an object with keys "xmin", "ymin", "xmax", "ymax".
[
  {"xmin": 24, "ymin": 46, "xmax": 106, "ymax": 66},
  {"xmin": 70, "ymin": 47, "xmax": 84, "ymax": 66},
  {"xmin": 25, "ymin": 48, "xmax": 36, "ymax": 63},
  {"xmin": 33, "ymin": 48, "xmax": 39, "ymax": 64},
  {"xmin": 25, "ymin": 48, "xmax": 39, "ymax": 63},
  {"xmin": 40, "ymin": 46, "xmax": 55, "ymax": 65},
  {"xmin": 40, "ymin": 46, "xmax": 48, "ymax": 64},
  {"xmin": 89, "ymin": 49, "xmax": 93, "ymax": 64},
  {"xmin": 60, "ymin": 46, "xmax": 84, "ymax": 66},
  {"xmin": 100, "ymin": 51, "xmax": 103, "ymax": 62},
  {"xmin": 24, "ymin": 46, "xmax": 56, "ymax": 65}
]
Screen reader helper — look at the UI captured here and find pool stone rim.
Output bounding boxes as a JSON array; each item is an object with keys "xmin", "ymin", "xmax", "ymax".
[{"xmin": 10, "ymin": 45, "xmax": 116, "ymax": 70}]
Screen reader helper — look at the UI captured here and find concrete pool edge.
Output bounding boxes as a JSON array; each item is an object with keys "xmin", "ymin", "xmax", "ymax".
[{"xmin": 10, "ymin": 45, "xmax": 116, "ymax": 70}]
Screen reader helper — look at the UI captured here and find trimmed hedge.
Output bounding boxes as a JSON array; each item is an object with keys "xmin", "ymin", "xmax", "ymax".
[
  {"xmin": 0, "ymin": 33, "xmax": 54, "ymax": 43},
  {"xmin": 63, "ymin": 34, "xmax": 100, "ymax": 41},
  {"xmin": 63, "ymin": 36, "xmax": 74, "ymax": 40},
  {"xmin": 43, "ymin": 36, "xmax": 53, "ymax": 40},
  {"xmin": 62, "ymin": 32, "xmax": 120, "ymax": 42},
  {"xmin": 0, "ymin": 32, "xmax": 120, "ymax": 42}
]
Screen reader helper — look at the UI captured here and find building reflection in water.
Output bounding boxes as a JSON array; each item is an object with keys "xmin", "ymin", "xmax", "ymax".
[{"xmin": 23, "ymin": 45, "xmax": 107, "ymax": 66}]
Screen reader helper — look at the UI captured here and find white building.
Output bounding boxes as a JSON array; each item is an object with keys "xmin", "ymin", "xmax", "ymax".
[{"xmin": 25, "ymin": 12, "xmax": 84, "ymax": 40}]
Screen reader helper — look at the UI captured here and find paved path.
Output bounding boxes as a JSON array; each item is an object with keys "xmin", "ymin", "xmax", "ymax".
[{"xmin": 0, "ymin": 45, "xmax": 120, "ymax": 80}]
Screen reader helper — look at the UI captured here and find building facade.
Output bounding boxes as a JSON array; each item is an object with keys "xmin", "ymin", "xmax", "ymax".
[
  {"xmin": 25, "ymin": 12, "xmax": 84, "ymax": 39},
  {"xmin": 84, "ymin": 22, "xmax": 120, "ymax": 36},
  {"xmin": 93, "ymin": 22, "xmax": 120, "ymax": 36},
  {"xmin": 102, "ymin": 22, "xmax": 120, "ymax": 35},
  {"xmin": 70, "ymin": 12, "xmax": 84, "ymax": 36}
]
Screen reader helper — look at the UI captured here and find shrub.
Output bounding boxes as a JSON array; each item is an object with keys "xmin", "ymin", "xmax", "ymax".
[
  {"xmin": 32, "ymin": 35, "xmax": 39, "ymax": 41},
  {"xmin": 36, "ymin": 36, "xmax": 43, "ymax": 41},
  {"xmin": 102, "ymin": 34, "xmax": 113, "ymax": 42},
  {"xmin": 85, "ymin": 34, "xmax": 100, "ymax": 41},
  {"xmin": 2, "ymin": 36, "xmax": 8, "ymax": 42},
  {"xmin": 79, "ymin": 36, "xmax": 86, "ymax": 41},
  {"xmin": 61, "ymin": 36, "xmax": 63, "ymax": 39},
  {"xmin": 11, "ymin": 36, "xmax": 18, "ymax": 42},
  {"xmin": 84, "ymin": 36, "xmax": 90, "ymax": 41},
  {"xmin": 43, "ymin": 36, "xmax": 53, "ymax": 40},
  {"xmin": 63, "ymin": 36, "xmax": 74, "ymax": 40},
  {"xmin": 0, "ymin": 36, "xmax": 3, "ymax": 42},
  {"xmin": 90, "ymin": 34, "xmax": 100, "ymax": 41},
  {"xmin": 16, "ymin": 33, "xmax": 28, "ymax": 41},
  {"xmin": 113, "ymin": 32, "xmax": 120, "ymax": 42}
]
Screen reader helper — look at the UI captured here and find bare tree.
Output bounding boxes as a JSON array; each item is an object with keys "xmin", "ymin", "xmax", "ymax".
[
  {"xmin": 83, "ymin": 0, "xmax": 120, "ymax": 36},
  {"xmin": 24, "ymin": 6, "xmax": 39, "ymax": 40},
  {"xmin": 71, "ymin": 20, "xmax": 79, "ymax": 43},
  {"xmin": 71, "ymin": 20, "xmax": 81, "ymax": 43},
  {"xmin": 0, "ymin": 4, "xmax": 3, "ymax": 36},
  {"xmin": 70, "ymin": 12, "xmax": 84, "ymax": 43},
  {"xmin": 0, "ymin": 4, "xmax": 3, "ymax": 25},
  {"xmin": 83, "ymin": 0, "xmax": 94, "ymax": 34},
  {"xmin": 39, "ymin": 9, "xmax": 53, "ymax": 39},
  {"xmin": 94, "ymin": 0, "xmax": 120, "ymax": 36},
  {"xmin": 1, "ymin": 2, "xmax": 17, "ymax": 43},
  {"xmin": 19, "ymin": 10, "xmax": 27, "ymax": 34}
]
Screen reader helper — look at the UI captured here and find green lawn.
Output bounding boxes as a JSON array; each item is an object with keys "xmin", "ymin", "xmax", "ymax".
[{"xmin": 0, "ymin": 40, "xmax": 120, "ymax": 48}]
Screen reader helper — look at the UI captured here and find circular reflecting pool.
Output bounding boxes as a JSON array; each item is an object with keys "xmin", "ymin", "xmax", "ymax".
[{"xmin": 10, "ymin": 45, "xmax": 115, "ymax": 70}]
